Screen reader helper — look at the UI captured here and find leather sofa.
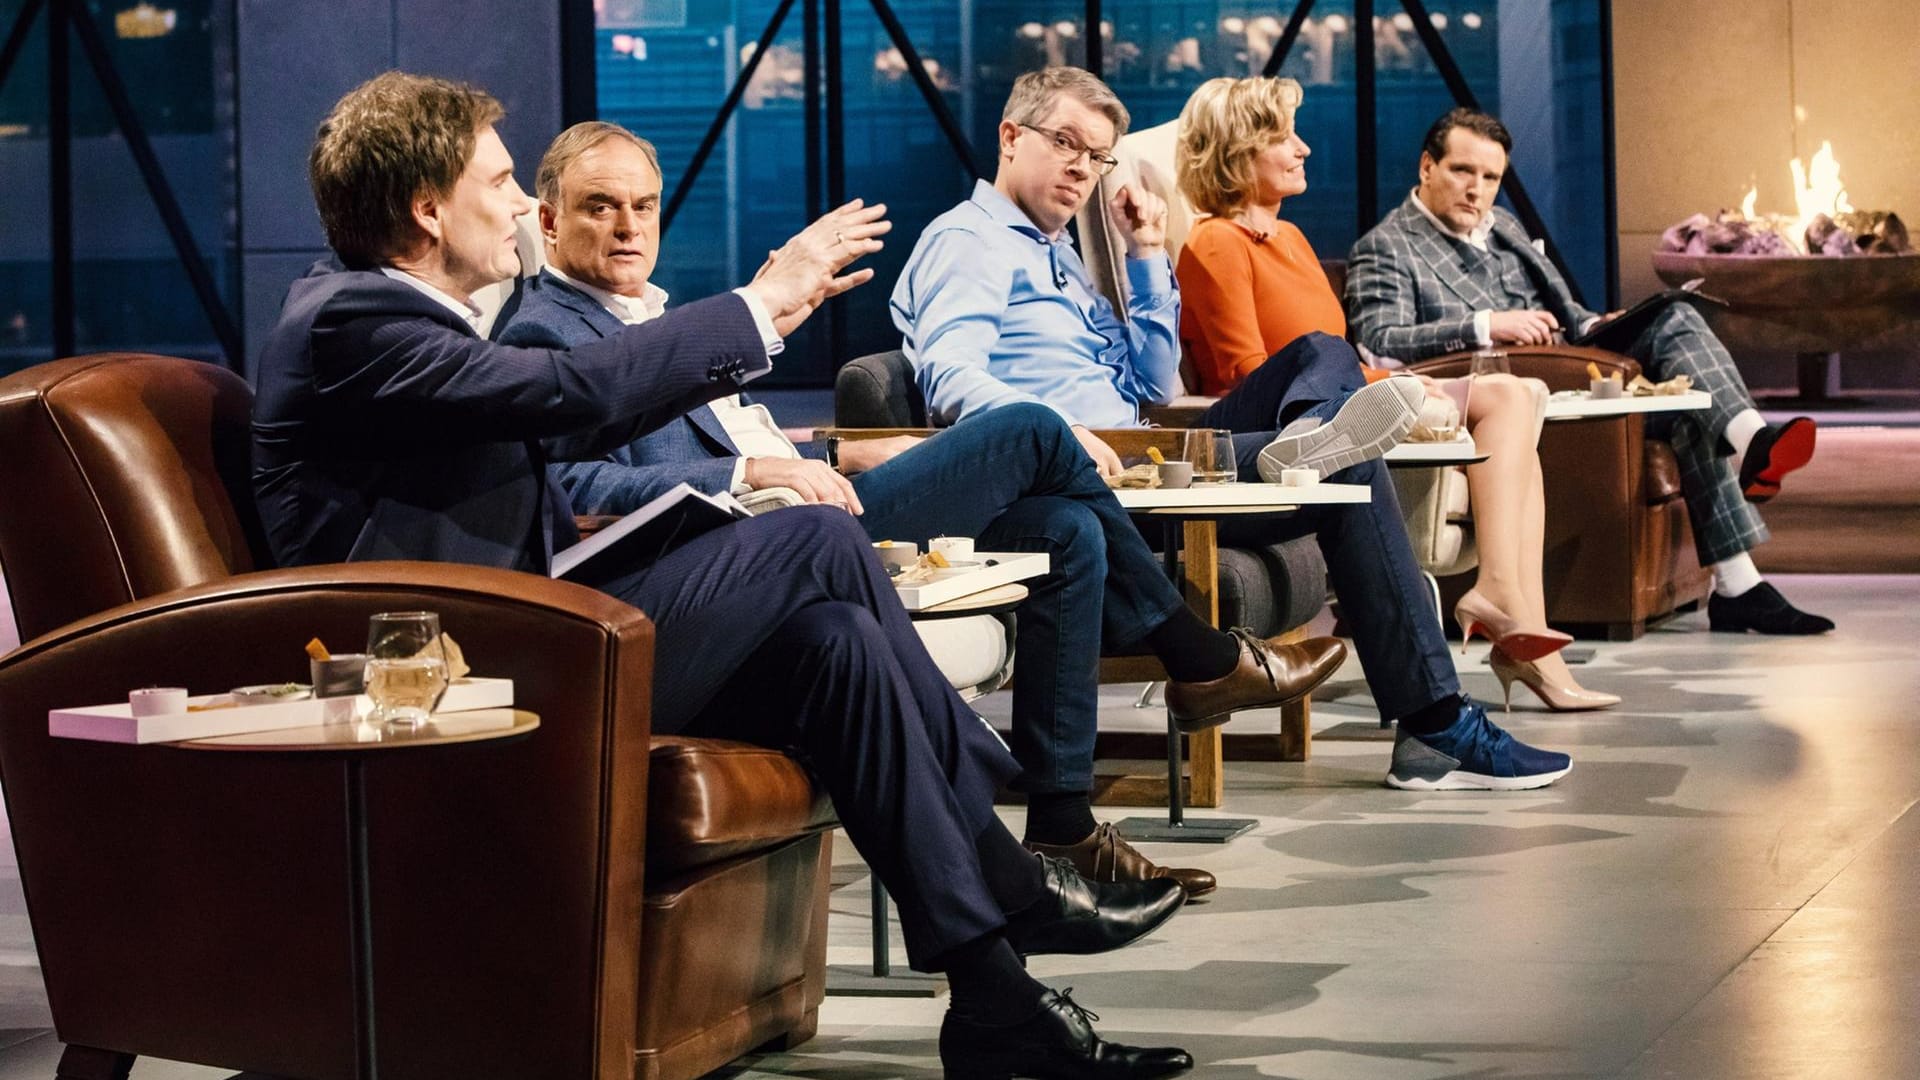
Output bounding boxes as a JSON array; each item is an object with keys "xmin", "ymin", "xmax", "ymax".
[
  {"xmin": 1408, "ymin": 348, "xmax": 1712, "ymax": 638},
  {"xmin": 0, "ymin": 354, "xmax": 834, "ymax": 1079}
]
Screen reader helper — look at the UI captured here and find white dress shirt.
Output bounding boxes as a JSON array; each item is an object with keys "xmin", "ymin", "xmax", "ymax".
[
  {"xmin": 381, "ymin": 267, "xmax": 486, "ymax": 335},
  {"xmin": 543, "ymin": 265, "xmax": 799, "ymax": 492}
]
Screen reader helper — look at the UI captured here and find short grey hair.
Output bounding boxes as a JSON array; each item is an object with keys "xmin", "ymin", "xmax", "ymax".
[
  {"xmin": 535, "ymin": 120, "xmax": 661, "ymax": 205},
  {"xmin": 1001, "ymin": 66, "xmax": 1130, "ymax": 140}
]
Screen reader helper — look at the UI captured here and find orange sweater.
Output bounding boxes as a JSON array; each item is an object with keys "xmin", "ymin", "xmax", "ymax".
[{"xmin": 1176, "ymin": 216, "xmax": 1349, "ymax": 396}]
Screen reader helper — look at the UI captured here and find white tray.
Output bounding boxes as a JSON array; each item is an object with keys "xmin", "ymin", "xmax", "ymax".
[
  {"xmin": 49, "ymin": 677, "xmax": 514, "ymax": 745},
  {"xmin": 894, "ymin": 552, "xmax": 1050, "ymax": 611},
  {"xmin": 1545, "ymin": 389, "xmax": 1712, "ymax": 419},
  {"xmin": 1113, "ymin": 481, "xmax": 1371, "ymax": 510}
]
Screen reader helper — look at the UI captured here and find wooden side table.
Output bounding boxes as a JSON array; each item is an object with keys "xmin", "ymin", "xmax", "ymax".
[{"xmin": 172, "ymin": 709, "xmax": 539, "ymax": 1080}]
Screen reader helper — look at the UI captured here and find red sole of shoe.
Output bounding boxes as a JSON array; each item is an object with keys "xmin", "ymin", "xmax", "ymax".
[
  {"xmin": 1492, "ymin": 632, "xmax": 1573, "ymax": 663},
  {"xmin": 1748, "ymin": 420, "xmax": 1816, "ymax": 496}
]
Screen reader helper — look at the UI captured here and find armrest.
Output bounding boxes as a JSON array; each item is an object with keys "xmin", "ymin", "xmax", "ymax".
[
  {"xmin": 1410, "ymin": 346, "xmax": 1641, "ymax": 392},
  {"xmin": 1142, "ymin": 401, "xmax": 1213, "ymax": 429}
]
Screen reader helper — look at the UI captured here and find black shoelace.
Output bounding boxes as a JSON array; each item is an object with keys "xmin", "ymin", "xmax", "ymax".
[{"xmin": 1227, "ymin": 626, "xmax": 1280, "ymax": 690}]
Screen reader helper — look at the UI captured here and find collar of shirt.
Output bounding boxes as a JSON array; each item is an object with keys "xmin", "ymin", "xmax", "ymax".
[
  {"xmin": 968, "ymin": 179, "xmax": 1071, "ymax": 246},
  {"xmin": 1408, "ymin": 188, "xmax": 1494, "ymax": 251},
  {"xmin": 543, "ymin": 264, "xmax": 670, "ymax": 326},
  {"xmin": 380, "ymin": 267, "xmax": 486, "ymax": 333}
]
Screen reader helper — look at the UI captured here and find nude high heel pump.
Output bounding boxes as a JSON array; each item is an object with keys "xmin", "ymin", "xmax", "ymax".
[
  {"xmin": 1489, "ymin": 648, "xmax": 1621, "ymax": 713},
  {"xmin": 1454, "ymin": 590, "xmax": 1573, "ymax": 662}
]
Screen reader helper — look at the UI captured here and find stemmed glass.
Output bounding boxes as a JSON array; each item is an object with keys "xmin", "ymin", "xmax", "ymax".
[{"xmin": 364, "ymin": 612, "xmax": 450, "ymax": 728}]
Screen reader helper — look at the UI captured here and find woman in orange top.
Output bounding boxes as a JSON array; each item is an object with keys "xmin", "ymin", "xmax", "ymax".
[{"xmin": 1173, "ymin": 76, "xmax": 1615, "ymax": 711}]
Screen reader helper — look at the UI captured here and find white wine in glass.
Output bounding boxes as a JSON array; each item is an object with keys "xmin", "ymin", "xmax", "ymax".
[{"xmin": 365, "ymin": 612, "xmax": 450, "ymax": 728}]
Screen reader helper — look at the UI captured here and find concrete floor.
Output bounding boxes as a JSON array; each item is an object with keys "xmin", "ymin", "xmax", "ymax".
[{"xmin": 1, "ymin": 575, "xmax": 1915, "ymax": 1078}]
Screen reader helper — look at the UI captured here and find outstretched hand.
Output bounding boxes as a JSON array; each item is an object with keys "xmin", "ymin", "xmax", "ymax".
[{"xmin": 745, "ymin": 199, "xmax": 893, "ymax": 337}]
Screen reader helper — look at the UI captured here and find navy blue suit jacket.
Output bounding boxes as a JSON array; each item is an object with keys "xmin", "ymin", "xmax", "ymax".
[
  {"xmin": 252, "ymin": 266, "xmax": 768, "ymax": 570},
  {"xmin": 498, "ymin": 270, "xmax": 825, "ymax": 514}
]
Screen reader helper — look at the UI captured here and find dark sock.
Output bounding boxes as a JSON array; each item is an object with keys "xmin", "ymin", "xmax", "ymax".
[
  {"xmin": 1397, "ymin": 692, "xmax": 1464, "ymax": 737},
  {"xmin": 975, "ymin": 820, "xmax": 1046, "ymax": 915},
  {"xmin": 1145, "ymin": 606, "xmax": 1241, "ymax": 682},
  {"xmin": 1024, "ymin": 791, "xmax": 1098, "ymax": 847},
  {"xmin": 942, "ymin": 934, "xmax": 1048, "ymax": 1024}
]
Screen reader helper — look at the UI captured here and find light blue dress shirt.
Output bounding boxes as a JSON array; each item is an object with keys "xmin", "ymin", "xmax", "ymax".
[{"xmin": 890, "ymin": 180, "xmax": 1181, "ymax": 429}]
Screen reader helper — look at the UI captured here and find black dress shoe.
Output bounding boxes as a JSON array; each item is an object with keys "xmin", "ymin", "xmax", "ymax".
[
  {"xmin": 1708, "ymin": 582, "xmax": 1834, "ymax": 635},
  {"xmin": 941, "ymin": 989, "xmax": 1194, "ymax": 1079},
  {"xmin": 1738, "ymin": 416, "xmax": 1815, "ymax": 503},
  {"xmin": 1003, "ymin": 854, "xmax": 1185, "ymax": 956}
]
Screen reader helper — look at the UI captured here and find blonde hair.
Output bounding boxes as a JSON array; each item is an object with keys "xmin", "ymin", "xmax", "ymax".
[
  {"xmin": 309, "ymin": 71, "xmax": 504, "ymax": 268},
  {"xmin": 535, "ymin": 121, "xmax": 661, "ymax": 205},
  {"xmin": 1175, "ymin": 76, "xmax": 1303, "ymax": 218},
  {"xmin": 1002, "ymin": 66, "xmax": 1131, "ymax": 140}
]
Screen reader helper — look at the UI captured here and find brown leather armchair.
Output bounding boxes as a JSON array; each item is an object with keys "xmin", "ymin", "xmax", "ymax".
[
  {"xmin": 0, "ymin": 354, "xmax": 834, "ymax": 1079},
  {"xmin": 1408, "ymin": 348, "xmax": 1712, "ymax": 638}
]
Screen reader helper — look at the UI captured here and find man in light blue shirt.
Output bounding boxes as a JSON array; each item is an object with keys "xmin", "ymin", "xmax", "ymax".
[{"xmin": 893, "ymin": 66, "xmax": 1574, "ymax": 795}]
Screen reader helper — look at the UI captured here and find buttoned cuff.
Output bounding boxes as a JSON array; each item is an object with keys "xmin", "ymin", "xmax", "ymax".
[
  {"xmin": 731, "ymin": 287, "xmax": 785, "ymax": 357},
  {"xmin": 729, "ymin": 458, "xmax": 751, "ymax": 494},
  {"xmin": 1125, "ymin": 253, "xmax": 1174, "ymax": 299},
  {"xmin": 1473, "ymin": 310, "xmax": 1492, "ymax": 347}
]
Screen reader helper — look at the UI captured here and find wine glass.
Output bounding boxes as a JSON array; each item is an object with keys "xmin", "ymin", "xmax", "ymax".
[
  {"xmin": 364, "ymin": 612, "xmax": 450, "ymax": 728},
  {"xmin": 1186, "ymin": 429, "xmax": 1238, "ymax": 484}
]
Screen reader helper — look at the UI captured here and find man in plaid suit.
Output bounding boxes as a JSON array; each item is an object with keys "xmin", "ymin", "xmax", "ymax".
[{"xmin": 1346, "ymin": 108, "xmax": 1830, "ymax": 635}]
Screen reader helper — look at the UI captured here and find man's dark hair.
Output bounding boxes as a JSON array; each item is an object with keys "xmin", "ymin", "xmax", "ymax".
[
  {"xmin": 309, "ymin": 71, "xmax": 505, "ymax": 268},
  {"xmin": 1421, "ymin": 107, "xmax": 1512, "ymax": 163}
]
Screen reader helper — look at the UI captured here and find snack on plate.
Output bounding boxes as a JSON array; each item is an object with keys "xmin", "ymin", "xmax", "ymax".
[{"xmin": 305, "ymin": 637, "xmax": 331, "ymax": 661}]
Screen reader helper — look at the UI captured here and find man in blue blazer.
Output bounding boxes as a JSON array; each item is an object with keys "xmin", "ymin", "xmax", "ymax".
[
  {"xmin": 255, "ymin": 73, "xmax": 1198, "ymax": 1078},
  {"xmin": 501, "ymin": 120, "xmax": 1352, "ymax": 903}
]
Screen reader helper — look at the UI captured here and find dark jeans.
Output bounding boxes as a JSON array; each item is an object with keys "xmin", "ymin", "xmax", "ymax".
[
  {"xmin": 853, "ymin": 402, "xmax": 1188, "ymax": 793},
  {"xmin": 1191, "ymin": 332, "xmax": 1458, "ymax": 721},
  {"xmin": 593, "ymin": 505, "xmax": 1022, "ymax": 968}
]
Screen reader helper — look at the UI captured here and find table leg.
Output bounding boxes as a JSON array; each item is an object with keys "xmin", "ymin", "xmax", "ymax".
[
  {"xmin": 346, "ymin": 758, "xmax": 377, "ymax": 1080},
  {"xmin": 871, "ymin": 883, "xmax": 890, "ymax": 977}
]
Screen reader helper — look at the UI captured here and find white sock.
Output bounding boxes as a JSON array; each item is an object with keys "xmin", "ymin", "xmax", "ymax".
[
  {"xmin": 1713, "ymin": 552, "xmax": 1763, "ymax": 598},
  {"xmin": 1724, "ymin": 409, "xmax": 1766, "ymax": 472}
]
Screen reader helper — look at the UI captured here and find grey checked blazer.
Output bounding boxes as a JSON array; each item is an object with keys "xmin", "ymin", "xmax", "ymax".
[{"xmin": 1344, "ymin": 197, "xmax": 1597, "ymax": 362}]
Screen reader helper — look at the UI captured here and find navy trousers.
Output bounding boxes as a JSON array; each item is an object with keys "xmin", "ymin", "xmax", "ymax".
[
  {"xmin": 1194, "ymin": 332, "xmax": 1459, "ymax": 721},
  {"xmin": 593, "ymin": 505, "xmax": 1020, "ymax": 968},
  {"xmin": 851, "ymin": 402, "xmax": 1187, "ymax": 793}
]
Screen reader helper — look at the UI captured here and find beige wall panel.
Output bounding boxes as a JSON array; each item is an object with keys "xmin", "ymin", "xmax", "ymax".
[
  {"xmin": 1612, "ymin": 0, "xmax": 1797, "ymax": 234},
  {"xmin": 1616, "ymin": 231, "xmax": 1670, "ymax": 301},
  {"xmin": 1783, "ymin": 0, "xmax": 1920, "ymax": 217}
]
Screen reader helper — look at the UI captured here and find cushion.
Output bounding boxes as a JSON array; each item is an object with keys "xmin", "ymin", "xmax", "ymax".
[{"xmin": 646, "ymin": 737, "xmax": 837, "ymax": 878}]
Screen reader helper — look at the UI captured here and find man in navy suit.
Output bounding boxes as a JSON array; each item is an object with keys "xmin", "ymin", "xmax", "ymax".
[
  {"xmin": 255, "ymin": 72, "xmax": 1198, "ymax": 1078},
  {"xmin": 500, "ymin": 120, "xmax": 1350, "ymax": 903}
]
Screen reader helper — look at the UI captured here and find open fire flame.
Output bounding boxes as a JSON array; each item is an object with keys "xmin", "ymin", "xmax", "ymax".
[{"xmin": 1737, "ymin": 142, "xmax": 1854, "ymax": 255}]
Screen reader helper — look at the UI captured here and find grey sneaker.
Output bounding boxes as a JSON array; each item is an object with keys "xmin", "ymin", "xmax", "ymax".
[{"xmin": 1256, "ymin": 376, "xmax": 1424, "ymax": 481}]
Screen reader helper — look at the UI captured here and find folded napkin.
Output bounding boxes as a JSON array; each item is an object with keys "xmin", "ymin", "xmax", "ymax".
[{"xmin": 1104, "ymin": 463, "xmax": 1163, "ymax": 489}]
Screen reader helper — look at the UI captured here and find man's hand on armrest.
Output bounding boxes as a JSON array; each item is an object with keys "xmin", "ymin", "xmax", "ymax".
[
  {"xmin": 837, "ymin": 434, "xmax": 922, "ymax": 475},
  {"xmin": 745, "ymin": 198, "xmax": 893, "ymax": 337},
  {"xmin": 1072, "ymin": 425, "xmax": 1124, "ymax": 477},
  {"xmin": 745, "ymin": 457, "xmax": 864, "ymax": 514},
  {"xmin": 1488, "ymin": 309, "xmax": 1562, "ymax": 347}
]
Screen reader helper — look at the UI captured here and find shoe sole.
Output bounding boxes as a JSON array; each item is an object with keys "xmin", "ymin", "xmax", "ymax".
[
  {"xmin": 1257, "ymin": 379, "xmax": 1421, "ymax": 481},
  {"xmin": 1385, "ymin": 761, "xmax": 1572, "ymax": 791},
  {"xmin": 1744, "ymin": 418, "xmax": 1815, "ymax": 503}
]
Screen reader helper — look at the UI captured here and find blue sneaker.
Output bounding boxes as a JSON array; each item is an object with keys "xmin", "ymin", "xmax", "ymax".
[{"xmin": 1386, "ymin": 698, "xmax": 1572, "ymax": 791}]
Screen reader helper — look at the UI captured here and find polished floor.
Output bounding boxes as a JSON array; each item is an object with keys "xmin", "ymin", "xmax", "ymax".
[{"xmin": 1, "ymin": 575, "xmax": 1916, "ymax": 1078}]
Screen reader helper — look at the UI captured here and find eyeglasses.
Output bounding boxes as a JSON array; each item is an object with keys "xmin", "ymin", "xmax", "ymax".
[{"xmin": 1019, "ymin": 123, "xmax": 1119, "ymax": 176}]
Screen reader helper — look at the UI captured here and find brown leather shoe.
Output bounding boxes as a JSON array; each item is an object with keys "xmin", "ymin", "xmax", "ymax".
[
  {"xmin": 1164, "ymin": 629, "xmax": 1346, "ymax": 733},
  {"xmin": 1028, "ymin": 822, "xmax": 1217, "ymax": 900}
]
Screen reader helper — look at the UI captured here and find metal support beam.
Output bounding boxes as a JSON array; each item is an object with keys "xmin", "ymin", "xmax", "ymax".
[
  {"xmin": 1355, "ymin": 0, "xmax": 1376, "ymax": 228},
  {"xmin": 663, "ymin": 0, "xmax": 800, "ymax": 231},
  {"xmin": 1083, "ymin": 0, "xmax": 1101, "ymax": 77},
  {"xmin": 1261, "ymin": 0, "xmax": 1316, "ymax": 79},
  {"xmin": 1597, "ymin": 0, "xmax": 1620, "ymax": 309},
  {"xmin": 867, "ymin": 0, "xmax": 978, "ymax": 178},
  {"xmin": 68, "ymin": 0, "xmax": 242, "ymax": 365},
  {"xmin": 559, "ymin": 0, "xmax": 598, "ymax": 127},
  {"xmin": 824, "ymin": 0, "xmax": 845, "ymax": 364},
  {"xmin": 49, "ymin": 0, "xmax": 73, "ymax": 359},
  {"xmin": 0, "ymin": 0, "xmax": 45, "ymax": 96}
]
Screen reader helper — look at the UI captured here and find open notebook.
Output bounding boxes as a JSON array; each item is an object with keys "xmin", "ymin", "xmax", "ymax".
[{"xmin": 550, "ymin": 483, "xmax": 749, "ymax": 588}]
